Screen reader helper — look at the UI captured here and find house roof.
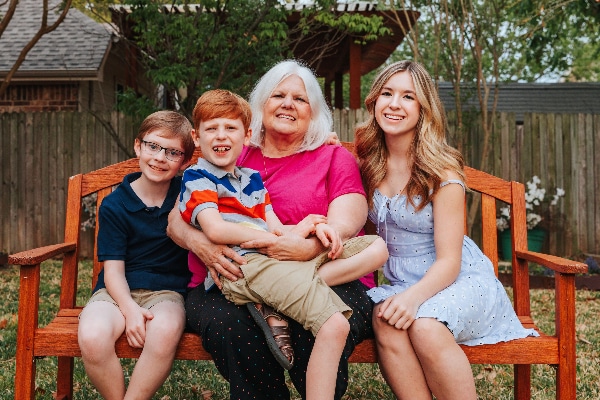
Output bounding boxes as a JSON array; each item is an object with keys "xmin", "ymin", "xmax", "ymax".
[
  {"xmin": 0, "ymin": 0, "xmax": 113, "ymax": 81},
  {"xmin": 438, "ymin": 82, "xmax": 600, "ymax": 120}
]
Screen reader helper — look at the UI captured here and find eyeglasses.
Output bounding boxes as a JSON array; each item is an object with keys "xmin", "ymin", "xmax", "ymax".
[{"xmin": 141, "ymin": 140, "xmax": 185, "ymax": 162}]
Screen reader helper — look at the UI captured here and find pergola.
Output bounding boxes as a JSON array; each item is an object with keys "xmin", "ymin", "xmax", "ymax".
[
  {"xmin": 110, "ymin": 2, "xmax": 419, "ymax": 110},
  {"xmin": 287, "ymin": 2, "xmax": 419, "ymax": 109}
]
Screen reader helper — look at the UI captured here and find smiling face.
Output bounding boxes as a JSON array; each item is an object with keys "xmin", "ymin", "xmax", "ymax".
[
  {"xmin": 374, "ymin": 70, "xmax": 421, "ymax": 142},
  {"xmin": 192, "ymin": 117, "xmax": 251, "ymax": 174},
  {"xmin": 262, "ymin": 75, "xmax": 312, "ymax": 142},
  {"xmin": 134, "ymin": 130, "xmax": 188, "ymax": 184}
]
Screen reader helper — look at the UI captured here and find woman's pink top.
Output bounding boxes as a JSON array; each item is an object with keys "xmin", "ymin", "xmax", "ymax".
[{"xmin": 187, "ymin": 144, "xmax": 376, "ymax": 289}]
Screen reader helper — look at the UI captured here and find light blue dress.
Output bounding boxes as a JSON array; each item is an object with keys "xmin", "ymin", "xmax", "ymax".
[{"xmin": 367, "ymin": 180, "xmax": 539, "ymax": 346}]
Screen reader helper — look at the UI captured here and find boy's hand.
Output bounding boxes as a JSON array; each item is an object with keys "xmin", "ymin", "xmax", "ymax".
[
  {"xmin": 314, "ymin": 223, "xmax": 343, "ymax": 259},
  {"xmin": 290, "ymin": 214, "xmax": 327, "ymax": 238},
  {"xmin": 122, "ymin": 305, "xmax": 154, "ymax": 348}
]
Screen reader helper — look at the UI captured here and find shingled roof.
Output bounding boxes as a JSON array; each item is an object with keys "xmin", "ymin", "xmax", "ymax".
[
  {"xmin": 438, "ymin": 82, "xmax": 600, "ymax": 121},
  {"xmin": 0, "ymin": 0, "xmax": 113, "ymax": 80}
]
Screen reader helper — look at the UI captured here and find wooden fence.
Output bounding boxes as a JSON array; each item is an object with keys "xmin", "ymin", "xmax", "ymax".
[
  {"xmin": 1, "ymin": 111, "xmax": 138, "ymax": 257},
  {"xmin": 1, "ymin": 110, "xmax": 598, "ymax": 258}
]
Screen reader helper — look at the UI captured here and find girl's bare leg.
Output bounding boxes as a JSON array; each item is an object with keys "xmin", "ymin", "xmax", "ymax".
[
  {"xmin": 372, "ymin": 303, "xmax": 432, "ymax": 400},
  {"xmin": 409, "ymin": 318, "xmax": 477, "ymax": 400}
]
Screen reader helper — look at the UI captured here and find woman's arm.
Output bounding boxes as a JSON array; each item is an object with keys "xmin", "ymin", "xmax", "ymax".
[
  {"xmin": 240, "ymin": 192, "xmax": 367, "ymax": 262},
  {"xmin": 167, "ymin": 203, "xmax": 246, "ymax": 287}
]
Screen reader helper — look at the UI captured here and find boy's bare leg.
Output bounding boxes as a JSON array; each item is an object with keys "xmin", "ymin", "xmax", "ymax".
[
  {"xmin": 317, "ymin": 237, "xmax": 388, "ymax": 287},
  {"xmin": 78, "ymin": 301, "xmax": 127, "ymax": 400},
  {"xmin": 125, "ymin": 300, "xmax": 186, "ymax": 400},
  {"xmin": 306, "ymin": 312, "xmax": 350, "ymax": 400}
]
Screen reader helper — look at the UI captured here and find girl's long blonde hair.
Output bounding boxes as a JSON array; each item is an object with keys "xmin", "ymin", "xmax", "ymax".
[{"xmin": 355, "ymin": 60, "xmax": 465, "ymax": 210}]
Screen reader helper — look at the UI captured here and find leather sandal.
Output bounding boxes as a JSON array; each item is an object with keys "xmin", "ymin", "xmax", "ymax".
[{"xmin": 247, "ymin": 303, "xmax": 294, "ymax": 370}]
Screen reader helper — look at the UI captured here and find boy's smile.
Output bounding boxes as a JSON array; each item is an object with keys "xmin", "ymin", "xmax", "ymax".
[
  {"xmin": 134, "ymin": 131, "xmax": 187, "ymax": 185},
  {"xmin": 193, "ymin": 117, "xmax": 251, "ymax": 174}
]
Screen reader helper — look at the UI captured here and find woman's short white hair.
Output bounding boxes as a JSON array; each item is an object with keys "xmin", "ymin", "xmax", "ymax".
[{"xmin": 248, "ymin": 59, "xmax": 333, "ymax": 152}]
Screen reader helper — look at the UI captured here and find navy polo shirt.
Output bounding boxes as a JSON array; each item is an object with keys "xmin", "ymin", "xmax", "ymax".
[{"xmin": 94, "ymin": 172, "xmax": 191, "ymax": 295}]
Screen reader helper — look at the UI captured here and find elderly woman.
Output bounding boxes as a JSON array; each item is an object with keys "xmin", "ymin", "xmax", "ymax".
[{"xmin": 167, "ymin": 59, "xmax": 375, "ymax": 399}]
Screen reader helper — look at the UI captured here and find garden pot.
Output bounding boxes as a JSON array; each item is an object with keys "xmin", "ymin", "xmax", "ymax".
[{"xmin": 500, "ymin": 227, "xmax": 546, "ymax": 261}]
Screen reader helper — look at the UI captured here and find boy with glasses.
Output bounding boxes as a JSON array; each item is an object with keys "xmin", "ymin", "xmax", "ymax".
[{"xmin": 78, "ymin": 110, "xmax": 195, "ymax": 399}]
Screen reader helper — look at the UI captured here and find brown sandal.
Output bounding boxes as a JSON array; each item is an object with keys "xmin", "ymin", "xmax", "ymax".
[{"xmin": 247, "ymin": 303, "xmax": 294, "ymax": 370}]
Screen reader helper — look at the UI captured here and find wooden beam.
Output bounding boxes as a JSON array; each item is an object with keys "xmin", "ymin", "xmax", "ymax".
[
  {"xmin": 334, "ymin": 73, "xmax": 343, "ymax": 109},
  {"xmin": 349, "ymin": 41, "xmax": 361, "ymax": 109}
]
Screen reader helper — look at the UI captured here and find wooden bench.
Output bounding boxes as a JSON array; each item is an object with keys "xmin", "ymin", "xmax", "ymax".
[{"xmin": 10, "ymin": 142, "xmax": 587, "ymax": 400}]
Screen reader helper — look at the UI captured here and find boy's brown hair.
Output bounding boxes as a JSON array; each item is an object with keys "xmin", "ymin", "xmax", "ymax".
[
  {"xmin": 136, "ymin": 110, "xmax": 195, "ymax": 162},
  {"xmin": 192, "ymin": 89, "xmax": 252, "ymax": 132}
]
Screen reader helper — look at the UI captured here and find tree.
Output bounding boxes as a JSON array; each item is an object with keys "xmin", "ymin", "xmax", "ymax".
[
  {"xmin": 0, "ymin": 0, "xmax": 73, "ymax": 97},
  {"xmin": 102, "ymin": 0, "xmax": 389, "ymax": 118},
  {"xmin": 378, "ymin": 0, "xmax": 599, "ymax": 228}
]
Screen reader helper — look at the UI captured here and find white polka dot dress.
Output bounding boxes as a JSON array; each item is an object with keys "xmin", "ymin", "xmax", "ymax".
[{"xmin": 367, "ymin": 181, "xmax": 539, "ymax": 346}]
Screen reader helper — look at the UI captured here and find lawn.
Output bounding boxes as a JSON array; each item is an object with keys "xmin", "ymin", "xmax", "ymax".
[{"xmin": 0, "ymin": 260, "xmax": 598, "ymax": 399}]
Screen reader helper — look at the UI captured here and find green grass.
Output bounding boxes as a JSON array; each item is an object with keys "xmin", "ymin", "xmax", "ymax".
[{"xmin": 1, "ymin": 261, "xmax": 599, "ymax": 399}]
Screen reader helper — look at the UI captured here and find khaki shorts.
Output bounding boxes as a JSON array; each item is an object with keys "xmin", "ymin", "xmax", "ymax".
[
  {"xmin": 85, "ymin": 288, "xmax": 184, "ymax": 310},
  {"xmin": 222, "ymin": 235, "xmax": 378, "ymax": 335}
]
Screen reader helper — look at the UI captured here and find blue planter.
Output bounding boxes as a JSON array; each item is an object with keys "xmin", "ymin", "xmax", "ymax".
[{"xmin": 500, "ymin": 227, "xmax": 546, "ymax": 261}]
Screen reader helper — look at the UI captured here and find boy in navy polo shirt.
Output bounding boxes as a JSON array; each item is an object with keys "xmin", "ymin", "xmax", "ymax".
[{"xmin": 78, "ymin": 110, "xmax": 195, "ymax": 399}]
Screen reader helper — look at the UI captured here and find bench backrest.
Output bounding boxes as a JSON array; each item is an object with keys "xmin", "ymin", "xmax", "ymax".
[{"xmin": 62, "ymin": 142, "xmax": 531, "ymax": 316}]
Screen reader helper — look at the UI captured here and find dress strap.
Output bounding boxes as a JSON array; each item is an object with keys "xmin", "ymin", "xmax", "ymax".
[{"xmin": 440, "ymin": 179, "xmax": 465, "ymax": 191}]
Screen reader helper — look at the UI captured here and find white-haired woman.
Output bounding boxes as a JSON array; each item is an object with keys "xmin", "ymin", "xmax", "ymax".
[{"xmin": 168, "ymin": 60, "xmax": 376, "ymax": 399}]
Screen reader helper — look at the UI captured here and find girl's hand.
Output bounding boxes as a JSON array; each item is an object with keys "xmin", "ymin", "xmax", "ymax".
[
  {"xmin": 377, "ymin": 291, "xmax": 421, "ymax": 330},
  {"xmin": 327, "ymin": 131, "xmax": 340, "ymax": 145}
]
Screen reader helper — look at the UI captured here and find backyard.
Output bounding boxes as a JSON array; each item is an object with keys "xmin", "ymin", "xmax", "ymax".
[{"xmin": 0, "ymin": 260, "xmax": 598, "ymax": 399}]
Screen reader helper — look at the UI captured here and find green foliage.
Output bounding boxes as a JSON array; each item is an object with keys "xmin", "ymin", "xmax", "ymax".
[
  {"xmin": 115, "ymin": 87, "xmax": 159, "ymax": 124},
  {"xmin": 111, "ymin": 0, "xmax": 389, "ymax": 118},
  {"xmin": 515, "ymin": 0, "xmax": 600, "ymax": 81},
  {"xmin": 391, "ymin": 0, "xmax": 600, "ymax": 82},
  {"xmin": 122, "ymin": 0, "xmax": 289, "ymax": 117}
]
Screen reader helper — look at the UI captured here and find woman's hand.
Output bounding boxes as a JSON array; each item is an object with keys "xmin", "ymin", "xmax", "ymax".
[
  {"xmin": 199, "ymin": 243, "xmax": 246, "ymax": 289},
  {"xmin": 241, "ymin": 231, "xmax": 320, "ymax": 261},
  {"xmin": 167, "ymin": 203, "xmax": 246, "ymax": 289},
  {"xmin": 289, "ymin": 214, "xmax": 327, "ymax": 238},
  {"xmin": 376, "ymin": 291, "xmax": 421, "ymax": 330}
]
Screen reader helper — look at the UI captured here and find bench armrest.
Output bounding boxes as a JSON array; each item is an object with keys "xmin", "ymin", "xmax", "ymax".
[
  {"xmin": 9, "ymin": 242, "xmax": 77, "ymax": 266},
  {"xmin": 515, "ymin": 250, "xmax": 588, "ymax": 275}
]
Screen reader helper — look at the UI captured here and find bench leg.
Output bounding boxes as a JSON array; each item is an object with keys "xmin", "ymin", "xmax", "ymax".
[
  {"xmin": 15, "ymin": 265, "xmax": 40, "ymax": 400},
  {"xmin": 556, "ymin": 362, "xmax": 576, "ymax": 400},
  {"xmin": 514, "ymin": 364, "xmax": 531, "ymax": 400},
  {"xmin": 55, "ymin": 356, "xmax": 74, "ymax": 400},
  {"xmin": 14, "ymin": 351, "xmax": 36, "ymax": 400}
]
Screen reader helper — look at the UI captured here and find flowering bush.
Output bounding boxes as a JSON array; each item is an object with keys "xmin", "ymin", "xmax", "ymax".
[{"xmin": 496, "ymin": 176, "xmax": 565, "ymax": 231}]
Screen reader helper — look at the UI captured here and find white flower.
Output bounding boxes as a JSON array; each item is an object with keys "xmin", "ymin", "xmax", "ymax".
[{"xmin": 496, "ymin": 176, "xmax": 564, "ymax": 231}]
